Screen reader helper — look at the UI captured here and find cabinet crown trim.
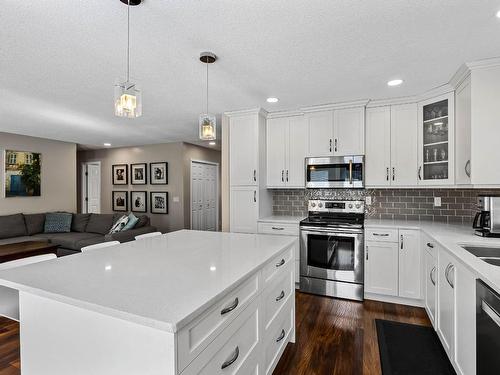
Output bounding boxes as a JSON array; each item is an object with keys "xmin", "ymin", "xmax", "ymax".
[
  {"xmin": 301, "ymin": 99, "xmax": 369, "ymax": 113},
  {"xmin": 224, "ymin": 107, "xmax": 268, "ymax": 118}
]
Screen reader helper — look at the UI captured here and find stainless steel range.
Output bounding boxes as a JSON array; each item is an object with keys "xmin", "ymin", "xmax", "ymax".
[{"xmin": 299, "ymin": 199, "xmax": 365, "ymax": 301}]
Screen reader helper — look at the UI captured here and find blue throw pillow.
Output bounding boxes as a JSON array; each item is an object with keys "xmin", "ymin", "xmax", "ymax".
[
  {"xmin": 44, "ymin": 213, "xmax": 73, "ymax": 233},
  {"xmin": 122, "ymin": 213, "xmax": 139, "ymax": 231}
]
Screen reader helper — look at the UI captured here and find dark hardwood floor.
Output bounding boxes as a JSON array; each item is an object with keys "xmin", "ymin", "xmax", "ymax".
[{"xmin": 0, "ymin": 292, "xmax": 430, "ymax": 375}]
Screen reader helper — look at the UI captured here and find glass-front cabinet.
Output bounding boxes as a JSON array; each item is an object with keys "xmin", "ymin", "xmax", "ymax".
[{"xmin": 418, "ymin": 93, "xmax": 455, "ymax": 185}]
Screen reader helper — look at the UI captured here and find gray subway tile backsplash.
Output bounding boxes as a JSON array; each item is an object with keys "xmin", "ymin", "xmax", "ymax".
[{"xmin": 271, "ymin": 188, "xmax": 500, "ymax": 224}]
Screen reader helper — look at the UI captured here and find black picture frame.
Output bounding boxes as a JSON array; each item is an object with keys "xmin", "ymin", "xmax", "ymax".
[
  {"xmin": 112, "ymin": 191, "xmax": 128, "ymax": 212},
  {"xmin": 112, "ymin": 164, "xmax": 128, "ymax": 185},
  {"xmin": 130, "ymin": 163, "xmax": 147, "ymax": 185},
  {"xmin": 150, "ymin": 191, "xmax": 168, "ymax": 214},
  {"xmin": 150, "ymin": 162, "xmax": 168, "ymax": 185},
  {"xmin": 130, "ymin": 191, "xmax": 147, "ymax": 213}
]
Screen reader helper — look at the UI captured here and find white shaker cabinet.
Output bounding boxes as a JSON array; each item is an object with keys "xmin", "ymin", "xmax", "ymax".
[
  {"xmin": 266, "ymin": 115, "xmax": 307, "ymax": 188},
  {"xmin": 365, "ymin": 104, "xmax": 418, "ymax": 187},
  {"xmin": 365, "ymin": 241, "xmax": 399, "ymax": 296},
  {"xmin": 455, "ymin": 75, "xmax": 472, "ymax": 185},
  {"xmin": 437, "ymin": 245, "xmax": 456, "ymax": 358},
  {"xmin": 398, "ymin": 229, "xmax": 421, "ymax": 299},
  {"xmin": 229, "ymin": 114, "xmax": 260, "ymax": 186},
  {"xmin": 307, "ymin": 107, "xmax": 365, "ymax": 157},
  {"xmin": 230, "ymin": 187, "xmax": 258, "ymax": 233},
  {"xmin": 423, "ymin": 239, "xmax": 437, "ymax": 326}
]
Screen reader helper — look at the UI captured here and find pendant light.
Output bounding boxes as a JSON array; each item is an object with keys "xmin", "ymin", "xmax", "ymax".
[
  {"xmin": 114, "ymin": 0, "xmax": 142, "ymax": 118},
  {"xmin": 199, "ymin": 52, "xmax": 217, "ymax": 141}
]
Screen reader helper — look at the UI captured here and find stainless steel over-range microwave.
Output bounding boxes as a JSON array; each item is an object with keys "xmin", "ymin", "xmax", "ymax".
[{"xmin": 305, "ymin": 156, "xmax": 364, "ymax": 188}]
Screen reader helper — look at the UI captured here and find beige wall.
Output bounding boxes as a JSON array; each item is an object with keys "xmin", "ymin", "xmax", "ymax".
[
  {"xmin": 78, "ymin": 142, "xmax": 221, "ymax": 233},
  {"xmin": 0, "ymin": 132, "xmax": 77, "ymax": 215}
]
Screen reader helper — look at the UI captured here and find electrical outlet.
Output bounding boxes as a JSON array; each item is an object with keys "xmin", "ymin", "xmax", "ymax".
[
  {"xmin": 434, "ymin": 197, "xmax": 441, "ymax": 207},
  {"xmin": 365, "ymin": 196, "xmax": 372, "ymax": 205}
]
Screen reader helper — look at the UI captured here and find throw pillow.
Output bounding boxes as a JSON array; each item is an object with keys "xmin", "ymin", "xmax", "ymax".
[
  {"xmin": 122, "ymin": 213, "xmax": 139, "ymax": 231},
  {"xmin": 109, "ymin": 215, "xmax": 129, "ymax": 234},
  {"xmin": 24, "ymin": 213, "xmax": 46, "ymax": 235},
  {"xmin": 44, "ymin": 212, "xmax": 73, "ymax": 233}
]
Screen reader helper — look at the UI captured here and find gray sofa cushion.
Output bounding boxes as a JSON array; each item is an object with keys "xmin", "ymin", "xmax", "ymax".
[
  {"xmin": 72, "ymin": 214, "xmax": 91, "ymax": 233},
  {"xmin": 134, "ymin": 215, "xmax": 150, "ymax": 229},
  {"xmin": 24, "ymin": 213, "xmax": 46, "ymax": 235},
  {"xmin": 33, "ymin": 232, "xmax": 104, "ymax": 251},
  {"xmin": 86, "ymin": 214, "xmax": 114, "ymax": 235},
  {"xmin": 0, "ymin": 214, "xmax": 27, "ymax": 239}
]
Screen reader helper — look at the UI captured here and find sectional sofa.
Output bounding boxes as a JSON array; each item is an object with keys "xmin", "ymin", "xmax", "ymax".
[{"xmin": 0, "ymin": 213, "xmax": 157, "ymax": 257}]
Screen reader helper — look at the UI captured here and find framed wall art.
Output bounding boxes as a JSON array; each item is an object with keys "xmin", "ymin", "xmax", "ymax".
[
  {"xmin": 150, "ymin": 191, "xmax": 168, "ymax": 214},
  {"xmin": 131, "ymin": 191, "xmax": 147, "ymax": 213},
  {"xmin": 131, "ymin": 163, "xmax": 147, "ymax": 185},
  {"xmin": 112, "ymin": 164, "xmax": 128, "ymax": 185},
  {"xmin": 112, "ymin": 191, "xmax": 128, "ymax": 212},
  {"xmin": 150, "ymin": 162, "xmax": 168, "ymax": 185}
]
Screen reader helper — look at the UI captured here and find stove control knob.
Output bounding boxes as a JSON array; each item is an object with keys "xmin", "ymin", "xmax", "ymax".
[
  {"xmin": 311, "ymin": 202, "xmax": 316, "ymax": 208},
  {"xmin": 318, "ymin": 203, "xmax": 323, "ymax": 208},
  {"xmin": 348, "ymin": 204, "xmax": 353, "ymax": 209},
  {"xmin": 355, "ymin": 204, "xmax": 361, "ymax": 209}
]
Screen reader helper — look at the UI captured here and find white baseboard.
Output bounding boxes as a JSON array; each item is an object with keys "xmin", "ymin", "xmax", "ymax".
[{"xmin": 364, "ymin": 292, "xmax": 424, "ymax": 308}]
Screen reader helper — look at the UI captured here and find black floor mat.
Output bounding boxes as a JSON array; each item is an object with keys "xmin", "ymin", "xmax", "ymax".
[{"xmin": 376, "ymin": 319, "xmax": 456, "ymax": 375}]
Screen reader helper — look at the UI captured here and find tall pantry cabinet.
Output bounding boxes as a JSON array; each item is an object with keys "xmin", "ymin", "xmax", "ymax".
[{"xmin": 226, "ymin": 109, "xmax": 272, "ymax": 233}]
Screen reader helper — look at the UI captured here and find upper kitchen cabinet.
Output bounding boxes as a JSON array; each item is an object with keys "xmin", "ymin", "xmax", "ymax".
[
  {"xmin": 455, "ymin": 75, "xmax": 471, "ymax": 185},
  {"xmin": 307, "ymin": 106, "xmax": 365, "ymax": 157},
  {"xmin": 266, "ymin": 115, "xmax": 307, "ymax": 188},
  {"xmin": 417, "ymin": 93, "xmax": 455, "ymax": 185},
  {"xmin": 229, "ymin": 110, "xmax": 265, "ymax": 186},
  {"xmin": 365, "ymin": 104, "xmax": 418, "ymax": 187}
]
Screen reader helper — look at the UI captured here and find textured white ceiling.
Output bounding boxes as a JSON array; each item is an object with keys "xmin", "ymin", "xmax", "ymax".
[{"xmin": 1, "ymin": 0, "xmax": 499, "ymax": 148}]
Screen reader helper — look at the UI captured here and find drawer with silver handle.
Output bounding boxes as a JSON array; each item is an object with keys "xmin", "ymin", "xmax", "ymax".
[
  {"xmin": 181, "ymin": 298, "xmax": 260, "ymax": 375},
  {"xmin": 365, "ymin": 228, "xmax": 398, "ymax": 243},
  {"xmin": 258, "ymin": 222, "xmax": 299, "ymax": 236},
  {"xmin": 262, "ymin": 245, "xmax": 294, "ymax": 285},
  {"xmin": 263, "ymin": 262, "xmax": 293, "ymax": 330},
  {"xmin": 177, "ymin": 272, "xmax": 260, "ymax": 372}
]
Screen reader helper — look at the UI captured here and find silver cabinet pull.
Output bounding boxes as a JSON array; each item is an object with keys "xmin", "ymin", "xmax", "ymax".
[
  {"xmin": 253, "ymin": 169, "xmax": 256, "ymax": 182},
  {"xmin": 329, "ymin": 139, "xmax": 332, "ymax": 152},
  {"xmin": 221, "ymin": 346, "xmax": 239, "ymax": 369},
  {"xmin": 334, "ymin": 138, "xmax": 338, "ymax": 152},
  {"xmin": 286, "ymin": 170, "xmax": 289, "ymax": 182},
  {"xmin": 392, "ymin": 167, "xmax": 395, "ymax": 181},
  {"xmin": 366, "ymin": 248, "xmax": 369, "ymax": 261},
  {"xmin": 272, "ymin": 227, "xmax": 285, "ymax": 231},
  {"xmin": 445, "ymin": 263, "xmax": 454, "ymax": 288},
  {"xmin": 373, "ymin": 233, "xmax": 389, "ymax": 237},
  {"xmin": 276, "ymin": 290, "xmax": 285, "ymax": 302},
  {"xmin": 253, "ymin": 191, "xmax": 256, "ymax": 203},
  {"xmin": 276, "ymin": 258, "xmax": 285, "ymax": 268},
  {"xmin": 465, "ymin": 160, "xmax": 471, "ymax": 178},
  {"xmin": 386, "ymin": 167, "xmax": 389, "ymax": 181},
  {"xmin": 482, "ymin": 300, "xmax": 500, "ymax": 328},
  {"xmin": 281, "ymin": 170, "xmax": 284, "ymax": 182},
  {"xmin": 427, "ymin": 242, "xmax": 434, "ymax": 248},
  {"xmin": 400, "ymin": 234, "xmax": 404, "ymax": 250},
  {"xmin": 276, "ymin": 329, "xmax": 286, "ymax": 343},
  {"xmin": 430, "ymin": 266, "xmax": 436, "ymax": 286},
  {"xmin": 418, "ymin": 166, "xmax": 422, "ymax": 180},
  {"xmin": 221, "ymin": 297, "xmax": 239, "ymax": 315}
]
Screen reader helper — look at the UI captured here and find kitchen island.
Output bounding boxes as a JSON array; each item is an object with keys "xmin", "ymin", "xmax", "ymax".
[{"xmin": 0, "ymin": 230, "xmax": 297, "ymax": 375}]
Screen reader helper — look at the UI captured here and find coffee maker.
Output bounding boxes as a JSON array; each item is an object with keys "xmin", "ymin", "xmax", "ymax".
[{"xmin": 473, "ymin": 196, "xmax": 500, "ymax": 237}]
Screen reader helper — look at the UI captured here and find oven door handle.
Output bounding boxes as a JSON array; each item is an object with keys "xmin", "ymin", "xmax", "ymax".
[
  {"xmin": 482, "ymin": 300, "xmax": 500, "ymax": 328},
  {"xmin": 301, "ymin": 228, "xmax": 364, "ymax": 235},
  {"xmin": 349, "ymin": 159, "xmax": 353, "ymax": 185}
]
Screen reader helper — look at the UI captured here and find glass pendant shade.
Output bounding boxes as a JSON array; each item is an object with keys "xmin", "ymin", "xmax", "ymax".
[
  {"xmin": 199, "ymin": 114, "xmax": 217, "ymax": 140},
  {"xmin": 115, "ymin": 82, "xmax": 142, "ymax": 118}
]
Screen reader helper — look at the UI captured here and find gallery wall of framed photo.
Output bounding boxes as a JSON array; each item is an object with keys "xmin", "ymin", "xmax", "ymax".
[{"xmin": 112, "ymin": 162, "xmax": 169, "ymax": 214}]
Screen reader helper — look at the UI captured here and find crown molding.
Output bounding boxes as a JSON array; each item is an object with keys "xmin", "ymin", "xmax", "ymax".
[
  {"xmin": 223, "ymin": 107, "xmax": 268, "ymax": 118},
  {"xmin": 466, "ymin": 56, "xmax": 500, "ymax": 70},
  {"xmin": 300, "ymin": 99, "xmax": 370, "ymax": 113},
  {"xmin": 266, "ymin": 110, "xmax": 304, "ymax": 119}
]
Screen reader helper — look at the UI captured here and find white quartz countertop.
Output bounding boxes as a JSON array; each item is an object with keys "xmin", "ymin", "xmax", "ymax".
[
  {"xmin": 258, "ymin": 216, "xmax": 305, "ymax": 224},
  {"xmin": 0, "ymin": 230, "xmax": 296, "ymax": 333},
  {"xmin": 365, "ymin": 219, "xmax": 500, "ymax": 294}
]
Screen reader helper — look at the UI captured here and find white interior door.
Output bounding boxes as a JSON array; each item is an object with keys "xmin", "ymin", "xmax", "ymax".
[
  {"xmin": 83, "ymin": 163, "xmax": 101, "ymax": 214},
  {"xmin": 191, "ymin": 161, "xmax": 218, "ymax": 231}
]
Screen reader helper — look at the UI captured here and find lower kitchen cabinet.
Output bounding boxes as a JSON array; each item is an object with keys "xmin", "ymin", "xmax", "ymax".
[
  {"xmin": 230, "ymin": 187, "xmax": 258, "ymax": 233},
  {"xmin": 399, "ymin": 229, "xmax": 421, "ymax": 299},
  {"xmin": 424, "ymin": 240, "xmax": 437, "ymax": 326},
  {"xmin": 365, "ymin": 241, "xmax": 399, "ymax": 296},
  {"xmin": 437, "ymin": 246, "xmax": 456, "ymax": 358}
]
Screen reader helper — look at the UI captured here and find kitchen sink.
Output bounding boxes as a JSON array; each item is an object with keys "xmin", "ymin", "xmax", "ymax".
[{"xmin": 461, "ymin": 246, "xmax": 500, "ymax": 266}]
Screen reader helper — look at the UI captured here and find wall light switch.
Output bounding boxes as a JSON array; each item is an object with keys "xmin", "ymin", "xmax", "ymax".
[
  {"xmin": 434, "ymin": 197, "xmax": 441, "ymax": 207},
  {"xmin": 365, "ymin": 196, "xmax": 372, "ymax": 206},
  {"xmin": 173, "ymin": 196, "xmax": 180, "ymax": 203}
]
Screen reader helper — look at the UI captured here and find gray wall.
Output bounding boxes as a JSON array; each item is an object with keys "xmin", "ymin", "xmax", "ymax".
[
  {"xmin": 78, "ymin": 142, "xmax": 221, "ymax": 233},
  {"xmin": 0, "ymin": 132, "xmax": 77, "ymax": 215}
]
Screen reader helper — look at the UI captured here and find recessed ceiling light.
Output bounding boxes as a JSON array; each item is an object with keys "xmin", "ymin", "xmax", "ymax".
[
  {"xmin": 496, "ymin": 10, "xmax": 500, "ymax": 18},
  {"xmin": 209, "ymin": 141, "xmax": 216, "ymax": 146},
  {"xmin": 103, "ymin": 143, "xmax": 112, "ymax": 147},
  {"xmin": 387, "ymin": 79, "xmax": 403, "ymax": 87},
  {"xmin": 266, "ymin": 97, "xmax": 279, "ymax": 103}
]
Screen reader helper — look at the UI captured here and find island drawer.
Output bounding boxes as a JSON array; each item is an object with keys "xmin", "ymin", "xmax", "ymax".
[
  {"xmin": 258, "ymin": 222, "xmax": 299, "ymax": 236},
  {"xmin": 365, "ymin": 228, "xmax": 398, "ymax": 242},
  {"xmin": 181, "ymin": 298, "xmax": 260, "ymax": 375},
  {"xmin": 263, "ymin": 296, "xmax": 294, "ymax": 375},
  {"xmin": 262, "ymin": 245, "xmax": 294, "ymax": 285},
  {"xmin": 262, "ymin": 262, "xmax": 294, "ymax": 331},
  {"xmin": 177, "ymin": 272, "xmax": 260, "ymax": 372}
]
